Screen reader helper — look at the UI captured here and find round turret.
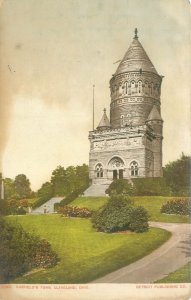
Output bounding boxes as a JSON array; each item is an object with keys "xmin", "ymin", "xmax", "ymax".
[{"xmin": 110, "ymin": 29, "xmax": 163, "ymax": 128}]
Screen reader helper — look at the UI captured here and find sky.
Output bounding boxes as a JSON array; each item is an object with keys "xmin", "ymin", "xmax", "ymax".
[{"xmin": 0, "ymin": 0, "xmax": 190, "ymax": 191}]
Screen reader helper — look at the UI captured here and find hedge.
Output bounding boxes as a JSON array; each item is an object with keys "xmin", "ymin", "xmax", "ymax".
[
  {"xmin": 0, "ymin": 218, "xmax": 59, "ymax": 283},
  {"xmin": 58, "ymin": 205, "xmax": 92, "ymax": 218},
  {"xmin": 160, "ymin": 198, "xmax": 191, "ymax": 216}
]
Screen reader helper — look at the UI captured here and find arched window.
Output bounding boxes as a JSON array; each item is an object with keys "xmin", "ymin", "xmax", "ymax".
[
  {"xmin": 145, "ymin": 81, "xmax": 148, "ymax": 95},
  {"xmin": 130, "ymin": 161, "xmax": 139, "ymax": 176},
  {"xmin": 125, "ymin": 82, "xmax": 128, "ymax": 94},
  {"xmin": 131, "ymin": 80, "xmax": 136, "ymax": 94},
  {"xmin": 121, "ymin": 115, "xmax": 124, "ymax": 126},
  {"xmin": 138, "ymin": 81, "xmax": 142, "ymax": 93},
  {"xmin": 150, "ymin": 83, "xmax": 153, "ymax": 95},
  {"xmin": 96, "ymin": 163, "xmax": 103, "ymax": 178}
]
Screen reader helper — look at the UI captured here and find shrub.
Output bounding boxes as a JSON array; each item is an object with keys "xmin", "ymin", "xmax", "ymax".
[
  {"xmin": 0, "ymin": 200, "xmax": 9, "ymax": 216},
  {"xmin": 163, "ymin": 154, "xmax": 190, "ymax": 196},
  {"xmin": 160, "ymin": 198, "xmax": 191, "ymax": 215},
  {"xmin": 92, "ymin": 194, "xmax": 149, "ymax": 233},
  {"xmin": 55, "ymin": 189, "xmax": 82, "ymax": 211},
  {"xmin": 129, "ymin": 206, "xmax": 149, "ymax": 232},
  {"xmin": 0, "ymin": 218, "xmax": 59, "ymax": 283},
  {"xmin": 58, "ymin": 205, "xmax": 92, "ymax": 218},
  {"xmin": 132, "ymin": 177, "xmax": 171, "ymax": 196},
  {"xmin": 16, "ymin": 207, "xmax": 26, "ymax": 215},
  {"xmin": 105, "ymin": 179, "xmax": 136, "ymax": 196}
]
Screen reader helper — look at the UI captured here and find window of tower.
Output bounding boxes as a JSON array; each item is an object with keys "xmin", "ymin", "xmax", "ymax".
[
  {"xmin": 138, "ymin": 81, "xmax": 142, "ymax": 93},
  {"xmin": 150, "ymin": 83, "xmax": 153, "ymax": 95},
  {"xmin": 130, "ymin": 161, "xmax": 139, "ymax": 177},
  {"xmin": 121, "ymin": 115, "xmax": 124, "ymax": 126},
  {"xmin": 96, "ymin": 163, "xmax": 103, "ymax": 178},
  {"xmin": 145, "ymin": 81, "xmax": 148, "ymax": 95},
  {"xmin": 131, "ymin": 81, "xmax": 136, "ymax": 94},
  {"xmin": 125, "ymin": 82, "xmax": 128, "ymax": 94}
]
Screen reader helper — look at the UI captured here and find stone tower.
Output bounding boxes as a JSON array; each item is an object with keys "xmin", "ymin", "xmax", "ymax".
[{"xmin": 86, "ymin": 29, "xmax": 163, "ymax": 194}]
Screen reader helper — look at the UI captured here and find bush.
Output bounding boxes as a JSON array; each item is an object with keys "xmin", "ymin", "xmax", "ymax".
[
  {"xmin": 0, "ymin": 218, "xmax": 59, "ymax": 283},
  {"xmin": 0, "ymin": 200, "xmax": 9, "ymax": 216},
  {"xmin": 58, "ymin": 205, "xmax": 92, "ymax": 218},
  {"xmin": 129, "ymin": 206, "xmax": 149, "ymax": 232},
  {"xmin": 105, "ymin": 179, "xmax": 136, "ymax": 196},
  {"xmin": 163, "ymin": 154, "xmax": 190, "ymax": 196},
  {"xmin": 132, "ymin": 178, "xmax": 171, "ymax": 196},
  {"xmin": 16, "ymin": 207, "xmax": 26, "ymax": 215},
  {"xmin": 160, "ymin": 198, "xmax": 191, "ymax": 216},
  {"xmin": 55, "ymin": 189, "xmax": 82, "ymax": 211},
  {"xmin": 92, "ymin": 194, "xmax": 148, "ymax": 233}
]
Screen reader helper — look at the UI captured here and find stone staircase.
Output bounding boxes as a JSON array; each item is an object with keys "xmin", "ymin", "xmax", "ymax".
[
  {"xmin": 83, "ymin": 183, "xmax": 110, "ymax": 197},
  {"xmin": 31, "ymin": 197, "xmax": 64, "ymax": 214}
]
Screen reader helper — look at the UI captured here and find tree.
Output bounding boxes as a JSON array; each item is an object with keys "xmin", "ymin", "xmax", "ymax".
[
  {"xmin": 37, "ymin": 182, "xmax": 54, "ymax": 200},
  {"xmin": 51, "ymin": 166, "xmax": 68, "ymax": 196},
  {"xmin": 163, "ymin": 154, "xmax": 190, "ymax": 196},
  {"xmin": 51, "ymin": 164, "xmax": 89, "ymax": 197},
  {"xmin": 14, "ymin": 174, "xmax": 31, "ymax": 199},
  {"xmin": 75, "ymin": 164, "xmax": 89, "ymax": 193},
  {"xmin": 4, "ymin": 178, "xmax": 18, "ymax": 200}
]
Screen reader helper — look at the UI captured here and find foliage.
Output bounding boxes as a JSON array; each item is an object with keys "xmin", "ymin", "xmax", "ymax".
[
  {"xmin": 56, "ymin": 190, "xmax": 80, "ymax": 209},
  {"xmin": 160, "ymin": 198, "xmax": 191, "ymax": 216},
  {"xmin": 51, "ymin": 164, "xmax": 89, "ymax": 197},
  {"xmin": 10, "ymin": 215, "xmax": 170, "ymax": 284},
  {"xmin": 4, "ymin": 178, "xmax": 19, "ymax": 200},
  {"xmin": 14, "ymin": 174, "xmax": 31, "ymax": 199},
  {"xmin": 0, "ymin": 200, "xmax": 9, "ymax": 216},
  {"xmin": 70, "ymin": 196, "xmax": 190, "ymax": 223},
  {"xmin": 32, "ymin": 182, "xmax": 54, "ymax": 209},
  {"xmin": 92, "ymin": 194, "xmax": 149, "ymax": 233},
  {"xmin": 129, "ymin": 206, "xmax": 149, "ymax": 232},
  {"xmin": 0, "ymin": 218, "xmax": 59, "ymax": 283},
  {"xmin": 37, "ymin": 182, "xmax": 54, "ymax": 199},
  {"xmin": 16, "ymin": 207, "xmax": 27, "ymax": 215},
  {"xmin": 105, "ymin": 179, "xmax": 136, "ymax": 196},
  {"xmin": 106, "ymin": 178, "xmax": 171, "ymax": 197},
  {"xmin": 58, "ymin": 205, "xmax": 92, "ymax": 218},
  {"xmin": 19, "ymin": 199, "xmax": 29, "ymax": 207},
  {"xmin": 163, "ymin": 154, "xmax": 191, "ymax": 196},
  {"xmin": 132, "ymin": 177, "xmax": 171, "ymax": 196}
]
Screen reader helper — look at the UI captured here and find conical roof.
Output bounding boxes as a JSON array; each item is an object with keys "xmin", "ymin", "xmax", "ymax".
[
  {"xmin": 147, "ymin": 105, "xmax": 163, "ymax": 121},
  {"xmin": 97, "ymin": 108, "xmax": 110, "ymax": 130},
  {"xmin": 116, "ymin": 30, "xmax": 158, "ymax": 75}
]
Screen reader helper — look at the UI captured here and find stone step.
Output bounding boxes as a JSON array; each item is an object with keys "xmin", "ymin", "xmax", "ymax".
[
  {"xmin": 83, "ymin": 184, "xmax": 110, "ymax": 197},
  {"xmin": 31, "ymin": 197, "xmax": 64, "ymax": 214}
]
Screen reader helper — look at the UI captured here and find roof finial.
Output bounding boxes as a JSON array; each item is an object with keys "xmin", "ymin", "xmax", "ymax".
[
  {"xmin": 103, "ymin": 108, "xmax": 106, "ymax": 113},
  {"xmin": 134, "ymin": 28, "xmax": 138, "ymax": 39}
]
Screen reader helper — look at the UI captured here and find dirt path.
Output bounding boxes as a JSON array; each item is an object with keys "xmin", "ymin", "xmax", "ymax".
[{"xmin": 92, "ymin": 222, "xmax": 191, "ymax": 283}]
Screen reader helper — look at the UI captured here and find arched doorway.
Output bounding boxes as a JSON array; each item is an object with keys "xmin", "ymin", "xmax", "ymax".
[{"xmin": 108, "ymin": 157, "xmax": 124, "ymax": 180}]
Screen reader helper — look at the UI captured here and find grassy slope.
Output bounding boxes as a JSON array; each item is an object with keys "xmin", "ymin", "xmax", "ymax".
[
  {"xmin": 8, "ymin": 215, "xmax": 170, "ymax": 284},
  {"xmin": 156, "ymin": 261, "xmax": 191, "ymax": 283},
  {"xmin": 72, "ymin": 196, "xmax": 190, "ymax": 223},
  {"xmin": 132, "ymin": 196, "xmax": 190, "ymax": 223},
  {"xmin": 72, "ymin": 196, "xmax": 108, "ymax": 211}
]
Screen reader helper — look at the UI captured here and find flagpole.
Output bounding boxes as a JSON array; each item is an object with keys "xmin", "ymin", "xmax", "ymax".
[{"xmin": 93, "ymin": 85, "xmax": 95, "ymax": 131}]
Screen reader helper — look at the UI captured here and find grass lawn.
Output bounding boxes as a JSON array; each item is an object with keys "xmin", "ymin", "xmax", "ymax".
[
  {"xmin": 71, "ymin": 196, "xmax": 190, "ymax": 223},
  {"xmin": 7, "ymin": 214, "xmax": 170, "ymax": 284},
  {"xmin": 132, "ymin": 196, "xmax": 190, "ymax": 223},
  {"xmin": 71, "ymin": 196, "xmax": 108, "ymax": 211},
  {"xmin": 156, "ymin": 261, "xmax": 191, "ymax": 283}
]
